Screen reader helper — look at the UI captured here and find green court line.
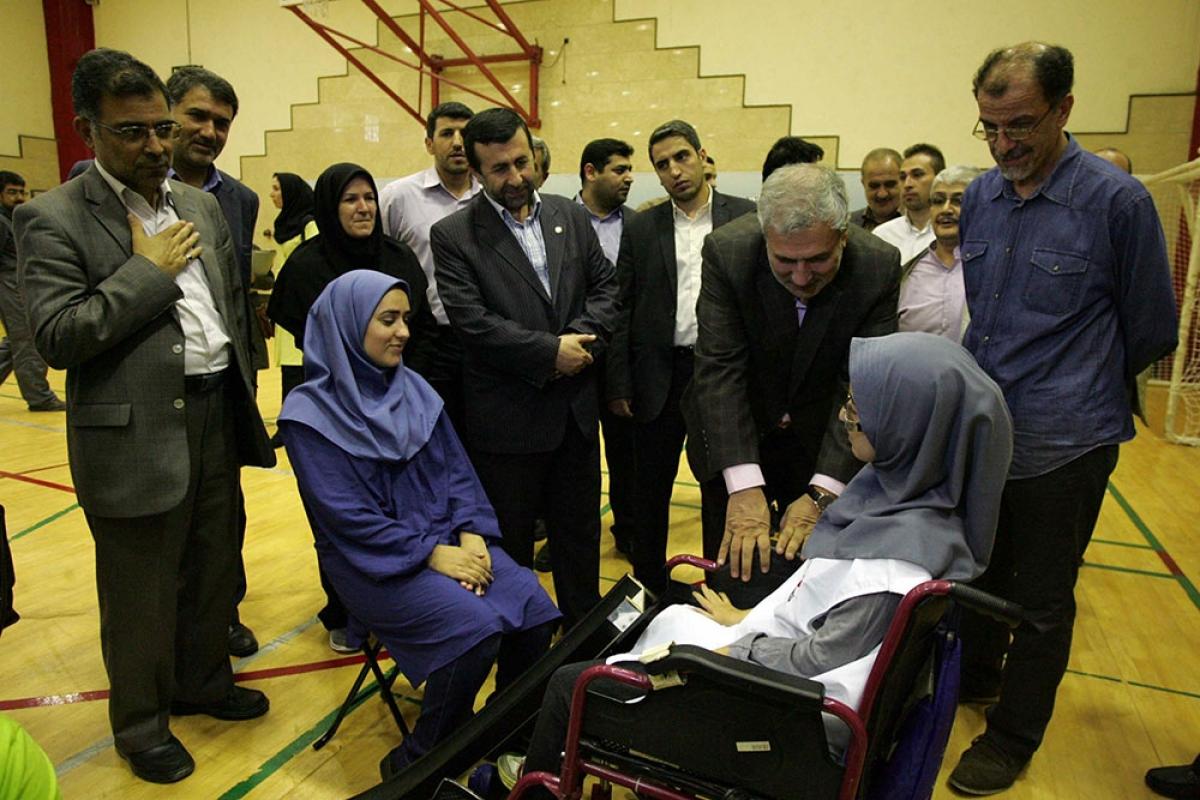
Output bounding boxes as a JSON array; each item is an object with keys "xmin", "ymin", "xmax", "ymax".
[
  {"xmin": 599, "ymin": 503, "xmax": 611, "ymax": 517},
  {"xmin": 8, "ymin": 503, "xmax": 79, "ymax": 542},
  {"xmin": 1067, "ymin": 668, "xmax": 1200, "ymax": 700},
  {"xmin": 218, "ymin": 671, "xmax": 422, "ymax": 800},
  {"xmin": 1080, "ymin": 562, "xmax": 1175, "ymax": 579},
  {"xmin": 1108, "ymin": 481, "xmax": 1200, "ymax": 612},
  {"xmin": 1091, "ymin": 538, "xmax": 1155, "ymax": 550}
]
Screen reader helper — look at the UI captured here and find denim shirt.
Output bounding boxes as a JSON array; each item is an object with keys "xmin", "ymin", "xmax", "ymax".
[{"xmin": 960, "ymin": 136, "xmax": 1177, "ymax": 479}]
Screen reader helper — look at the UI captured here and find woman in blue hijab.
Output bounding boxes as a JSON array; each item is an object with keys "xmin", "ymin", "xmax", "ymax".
[{"xmin": 279, "ymin": 270, "xmax": 561, "ymax": 777}]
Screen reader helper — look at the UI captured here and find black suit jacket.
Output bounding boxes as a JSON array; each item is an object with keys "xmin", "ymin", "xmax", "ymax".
[
  {"xmin": 607, "ymin": 190, "xmax": 756, "ymax": 422},
  {"xmin": 212, "ymin": 169, "xmax": 259, "ymax": 290},
  {"xmin": 431, "ymin": 193, "xmax": 619, "ymax": 454},
  {"xmin": 682, "ymin": 217, "xmax": 901, "ymax": 484}
]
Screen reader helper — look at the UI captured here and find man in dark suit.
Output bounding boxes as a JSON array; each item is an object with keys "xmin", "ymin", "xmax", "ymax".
[
  {"xmin": 431, "ymin": 108, "xmax": 618, "ymax": 628},
  {"xmin": 165, "ymin": 65, "xmax": 264, "ymax": 658},
  {"xmin": 683, "ymin": 164, "xmax": 900, "ymax": 600},
  {"xmin": 16, "ymin": 49, "xmax": 275, "ymax": 784},
  {"xmin": 606, "ymin": 120, "xmax": 756, "ymax": 592}
]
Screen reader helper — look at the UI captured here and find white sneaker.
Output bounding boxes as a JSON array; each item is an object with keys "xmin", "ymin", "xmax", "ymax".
[
  {"xmin": 329, "ymin": 628, "xmax": 356, "ymax": 653},
  {"xmin": 497, "ymin": 753, "xmax": 525, "ymax": 790}
]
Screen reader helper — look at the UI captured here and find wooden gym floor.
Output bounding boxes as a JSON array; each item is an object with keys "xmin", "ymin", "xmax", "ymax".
[{"xmin": 1, "ymin": 368, "xmax": 1197, "ymax": 799}]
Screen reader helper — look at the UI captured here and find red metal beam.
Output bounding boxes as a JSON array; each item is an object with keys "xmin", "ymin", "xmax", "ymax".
[
  {"xmin": 484, "ymin": 0, "xmax": 537, "ymax": 56},
  {"xmin": 360, "ymin": 0, "xmax": 433, "ymax": 68},
  {"xmin": 430, "ymin": 0, "xmax": 510, "ymax": 37}
]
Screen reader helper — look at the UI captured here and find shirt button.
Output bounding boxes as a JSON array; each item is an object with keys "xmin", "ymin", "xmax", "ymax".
[
  {"xmin": 983, "ymin": 335, "xmax": 990, "ymax": 342},
  {"xmin": 173, "ymin": 398, "xmax": 185, "ymax": 410},
  {"xmin": 1005, "ymin": 247, "xmax": 1012, "ymax": 254},
  {"xmin": 1052, "ymin": 264, "xmax": 1060, "ymax": 272},
  {"xmin": 172, "ymin": 344, "xmax": 183, "ymax": 354},
  {"xmin": 993, "ymin": 293, "xmax": 999, "ymax": 299}
]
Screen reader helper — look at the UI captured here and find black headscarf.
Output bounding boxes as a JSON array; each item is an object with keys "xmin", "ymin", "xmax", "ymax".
[
  {"xmin": 273, "ymin": 172, "xmax": 315, "ymax": 244},
  {"xmin": 268, "ymin": 163, "xmax": 437, "ymax": 373}
]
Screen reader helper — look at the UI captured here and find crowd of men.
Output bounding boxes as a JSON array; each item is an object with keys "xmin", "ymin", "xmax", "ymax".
[{"xmin": 5, "ymin": 38, "xmax": 1183, "ymax": 797}]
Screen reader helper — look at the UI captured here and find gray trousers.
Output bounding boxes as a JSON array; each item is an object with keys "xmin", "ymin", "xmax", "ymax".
[
  {"xmin": 86, "ymin": 378, "xmax": 240, "ymax": 754},
  {"xmin": 0, "ymin": 267, "xmax": 57, "ymax": 407}
]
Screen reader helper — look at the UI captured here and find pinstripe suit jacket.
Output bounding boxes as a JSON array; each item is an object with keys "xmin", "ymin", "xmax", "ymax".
[
  {"xmin": 682, "ymin": 216, "xmax": 901, "ymax": 483},
  {"xmin": 15, "ymin": 166, "xmax": 275, "ymax": 518},
  {"xmin": 431, "ymin": 192, "xmax": 618, "ymax": 454}
]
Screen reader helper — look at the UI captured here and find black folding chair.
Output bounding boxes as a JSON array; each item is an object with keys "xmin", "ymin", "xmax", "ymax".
[{"xmin": 313, "ymin": 625, "xmax": 411, "ymax": 751}]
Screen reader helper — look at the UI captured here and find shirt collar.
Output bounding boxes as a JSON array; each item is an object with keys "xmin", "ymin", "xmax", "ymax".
[
  {"xmin": 483, "ymin": 188, "xmax": 542, "ymax": 227},
  {"xmin": 94, "ymin": 159, "xmax": 173, "ymax": 212},
  {"xmin": 422, "ymin": 165, "xmax": 479, "ymax": 197},
  {"xmin": 574, "ymin": 193, "xmax": 622, "ymax": 222},
  {"xmin": 992, "ymin": 133, "xmax": 1080, "ymax": 207},
  {"xmin": 672, "ymin": 192, "xmax": 712, "ymax": 223},
  {"xmin": 167, "ymin": 165, "xmax": 222, "ymax": 194}
]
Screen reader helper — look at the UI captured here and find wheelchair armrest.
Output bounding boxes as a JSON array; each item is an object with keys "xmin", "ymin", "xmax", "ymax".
[
  {"xmin": 665, "ymin": 554, "xmax": 720, "ymax": 575},
  {"xmin": 644, "ymin": 644, "xmax": 827, "ymax": 707},
  {"xmin": 949, "ymin": 584, "xmax": 1023, "ymax": 627}
]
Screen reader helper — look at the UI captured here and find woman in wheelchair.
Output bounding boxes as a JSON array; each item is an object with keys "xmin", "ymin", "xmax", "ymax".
[
  {"xmin": 518, "ymin": 331, "xmax": 1013, "ymax": 783},
  {"xmin": 278, "ymin": 270, "xmax": 562, "ymax": 778}
]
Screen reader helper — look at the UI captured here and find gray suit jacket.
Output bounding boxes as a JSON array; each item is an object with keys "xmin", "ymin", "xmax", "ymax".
[
  {"xmin": 683, "ymin": 217, "xmax": 901, "ymax": 483},
  {"xmin": 606, "ymin": 189, "xmax": 756, "ymax": 422},
  {"xmin": 431, "ymin": 192, "xmax": 618, "ymax": 454},
  {"xmin": 15, "ymin": 165, "xmax": 275, "ymax": 518}
]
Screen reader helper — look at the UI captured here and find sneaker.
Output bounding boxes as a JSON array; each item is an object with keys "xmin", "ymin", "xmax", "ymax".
[
  {"xmin": 1145, "ymin": 754, "xmax": 1200, "ymax": 799},
  {"xmin": 948, "ymin": 736, "xmax": 1027, "ymax": 795},
  {"xmin": 497, "ymin": 753, "xmax": 525, "ymax": 790},
  {"xmin": 329, "ymin": 627, "xmax": 356, "ymax": 653}
]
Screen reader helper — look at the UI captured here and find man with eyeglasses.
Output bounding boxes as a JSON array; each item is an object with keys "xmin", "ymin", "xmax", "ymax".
[
  {"xmin": 947, "ymin": 42, "xmax": 1178, "ymax": 796},
  {"xmin": 896, "ymin": 165, "xmax": 982, "ymax": 342},
  {"xmin": 0, "ymin": 171, "xmax": 65, "ymax": 411},
  {"xmin": 681, "ymin": 164, "xmax": 899, "ymax": 605},
  {"xmin": 14, "ymin": 48, "xmax": 275, "ymax": 784}
]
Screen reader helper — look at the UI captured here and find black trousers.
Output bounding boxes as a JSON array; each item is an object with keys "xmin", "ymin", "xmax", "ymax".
[
  {"xmin": 960, "ymin": 444, "xmax": 1119, "ymax": 761},
  {"xmin": 425, "ymin": 324, "xmax": 466, "ymax": 434},
  {"xmin": 86, "ymin": 378, "xmax": 240, "ymax": 754},
  {"xmin": 599, "ymin": 405, "xmax": 635, "ymax": 553},
  {"xmin": 628, "ymin": 347, "xmax": 693, "ymax": 593},
  {"xmin": 471, "ymin": 423, "xmax": 602, "ymax": 630}
]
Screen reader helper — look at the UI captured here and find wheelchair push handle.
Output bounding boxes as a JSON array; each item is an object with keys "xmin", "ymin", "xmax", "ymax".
[{"xmin": 949, "ymin": 583, "xmax": 1023, "ymax": 627}]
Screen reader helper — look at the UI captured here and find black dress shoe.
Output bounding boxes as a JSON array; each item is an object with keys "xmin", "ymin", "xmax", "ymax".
[
  {"xmin": 228, "ymin": 623, "xmax": 259, "ymax": 657},
  {"xmin": 171, "ymin": 686, "xmax": 269, "ymax": 720},
  {"xmin": 118, "ymin": 735, "xmax": 195, "ymax": 784},
  {"xmin": 28, "ymin": 398, "xmax": 67, "ymax": 412},
  {"xmin": 533, "ymin": 541, "xmax": 552, "ymax": 573}
]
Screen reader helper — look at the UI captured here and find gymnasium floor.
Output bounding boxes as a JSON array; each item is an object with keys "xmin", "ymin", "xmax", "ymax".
[{"xmin": 2, "ymin": 368, "xmax": 1197, "ymax": 799}]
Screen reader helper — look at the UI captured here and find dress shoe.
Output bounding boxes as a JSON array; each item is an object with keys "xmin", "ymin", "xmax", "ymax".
[
  {"xmin": 28, "ymin": 398, "xmax": 66, "ymax": 412},
  {"xmin": 118, "ymin": 735, "xmax": 194, "ymax": 784},
  {"xmin": 1146, "ymin": 754, "xmax": 1200, "ymax": 799},
  {"xmin": 228, "ymin": 622, "xmax": 259, "ymax": 657},
  {"xmin": 948, "ymin": 735, "xmax": 1027, "ymax": 795},
  {"xmin": 534, "ymin": 541, "xmax": 552, "ymax": 573},
  {"xmin": 171, "ymin": 686, "xmax": 269, "ymax": 720}
]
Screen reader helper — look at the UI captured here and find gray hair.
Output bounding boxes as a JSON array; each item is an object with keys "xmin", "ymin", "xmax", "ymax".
[
  {"xmin": 757, "ymin": 164, "xmax": 850, "ymax": 235},
  {"xmin": 531, "ymin": 135, "xmax": 551, "ymax": 173},
  {"xmin": 932, "ymin": 165, "xmax": 984, "ymax": 191}
]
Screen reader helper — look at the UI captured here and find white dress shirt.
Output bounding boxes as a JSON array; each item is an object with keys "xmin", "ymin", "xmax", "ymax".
[
  {"xmin": 872, "ymin": 213, "xmax": 934, "ymax": 263},
  {"xmin": 673, "ymin": 197, "xmax": 713, "ymax": 347},
  {"xmin": 95, "ymin": 161, "xmax": 230, "ymax": 375},
  {"xmin": 379, "ymin": 166, "xmax": 481, "ymax": 324}
]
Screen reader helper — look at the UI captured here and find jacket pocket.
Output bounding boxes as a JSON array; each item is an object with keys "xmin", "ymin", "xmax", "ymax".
[
  {"xmin": 69, "ymin": 403, "xmax": 131, "ymax": 428},
  {"xmin": 1023, "ymin": 248, "xmax": 1089, "ymax": 316}
]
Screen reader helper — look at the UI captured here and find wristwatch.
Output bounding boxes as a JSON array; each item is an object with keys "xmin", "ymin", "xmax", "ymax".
[{"xmin": 805, "ymin": 485, "xmax": 837, "ymax": 513}]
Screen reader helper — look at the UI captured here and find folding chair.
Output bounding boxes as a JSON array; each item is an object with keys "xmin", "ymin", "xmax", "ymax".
[
  {"xmin": 510, "ymin": 557, "xmax": 1022, "ymax": 800},
  {"xmin": 313, "ymin": 619, "xmax": 411, "ymax": 751}
]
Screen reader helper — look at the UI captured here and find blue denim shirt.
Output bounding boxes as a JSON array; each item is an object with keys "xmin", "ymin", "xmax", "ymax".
[{"xmin": 960, "ymin": 136, "xmax": 1177, "ymax": 479}]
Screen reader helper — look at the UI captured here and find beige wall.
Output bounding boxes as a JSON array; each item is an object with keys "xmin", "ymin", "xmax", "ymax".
[
  {"xmin": 615, "ymin": 0, "xmax": 1200, "ymax": 169},
  {"xmin": 0, "ymin": 0, "xmax": 57, "ymax": 188}
]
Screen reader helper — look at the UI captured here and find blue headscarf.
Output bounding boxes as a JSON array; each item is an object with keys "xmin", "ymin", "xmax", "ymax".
[
  {"xmin": 802, "ymin": 332, "xmax": 1013, "ymax": 581},
  {"xmin": 278, "ymin": 269, "xmax": 444, "ymax": 460}
]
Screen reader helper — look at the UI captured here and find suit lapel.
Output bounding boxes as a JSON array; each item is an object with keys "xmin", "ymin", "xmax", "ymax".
[
  {"xmin": 756, "ymin": 257, "xmax": 801, "ymax": 360},
  {"xmin": 83, "ymin": 170, "xmax": 134, "ymax": 256},
  {"xmin": 172, "ymin": 186, "xmax": 228, "ymax": 316},
  {"xmin": 654, "ymin": 201, "xmax": 677, "ymax": 303},
  {"xmin": 541, "ymin": 201, "xmax": 565, "ymax": 306},
  {"xmin": 473, "ymin": 198, "xmax": 552, "ymax": 305},
  {"xmin": 787, "ymin": 279, "xmax": 844, "ymax": 399}
]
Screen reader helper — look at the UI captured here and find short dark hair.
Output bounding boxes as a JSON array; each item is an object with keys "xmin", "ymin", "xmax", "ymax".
[
  {"xmin": 579, "ymin": 138, "xmax": 634, "ymax": 183},
  {"xmin": 426, "ymin": 101, "xmax": 473, "ymax": 139},
  {"xmin": 903, "ymin": 143, "xmax": 946, "ymax": 175},
  {"xmin": 761, "ymin": 136, "xmax": 825, "ymax": 181},
  {"xmin": 462, "ymin": 107, "xmax": 532, "ymax": 171},
  {"xmin": 0, "ymin": 171, "xmax": 25, "ymax": 189},
  {"xmin": 72, "ymin": 48, "xmax": 169, "ymax": 120},
  {"xmin": 166, "ymin": 65, "xmax": 239, "ymax": 117},
  {"xmin": 973, "ymin": 42, "xmax": 1074, "ymax": 106},
  {"xmin": 647, "ymin": 119, "xmax": 701, "ymax": 161}
]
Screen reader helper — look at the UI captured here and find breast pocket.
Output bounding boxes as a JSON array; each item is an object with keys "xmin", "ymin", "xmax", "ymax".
[{"xmin": 1022, "ymin": 248, "xmax": 1089, "ymax": 316}]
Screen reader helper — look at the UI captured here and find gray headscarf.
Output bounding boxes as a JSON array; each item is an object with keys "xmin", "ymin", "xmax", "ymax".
[{"xmin": 801, "ymin": 333, "xmax": 1013, "ymax": 581}]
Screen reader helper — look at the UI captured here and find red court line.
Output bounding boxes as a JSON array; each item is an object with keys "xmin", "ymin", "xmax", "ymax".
[
  {"xmin": 0, "ymin": 652, "xmax": 389, "ymax": 711},
  {"xmin": 0, "ymin": 470, "xmax": 76, "ymax": 494}
]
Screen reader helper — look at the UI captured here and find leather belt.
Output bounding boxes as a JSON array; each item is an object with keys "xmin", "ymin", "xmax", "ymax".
[{"xmin": 184, "ymin": 369, "xmax": 229, "ymax": 394}]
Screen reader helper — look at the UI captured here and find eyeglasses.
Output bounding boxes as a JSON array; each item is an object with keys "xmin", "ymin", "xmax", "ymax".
[
  {"xmin": 2, "ymin": 187, "xmax": 26, "ymax": 198},
  {"xmin": 972, "ymin": 106, "xmax": 1054, "ymax": 142},
  {"xmin": 89, "ymin": 119, "xmax": 181, "ymax": 145},
  {"xmin": 841, "ymin": 390, "xmax": 861, "ymax": 433}
]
